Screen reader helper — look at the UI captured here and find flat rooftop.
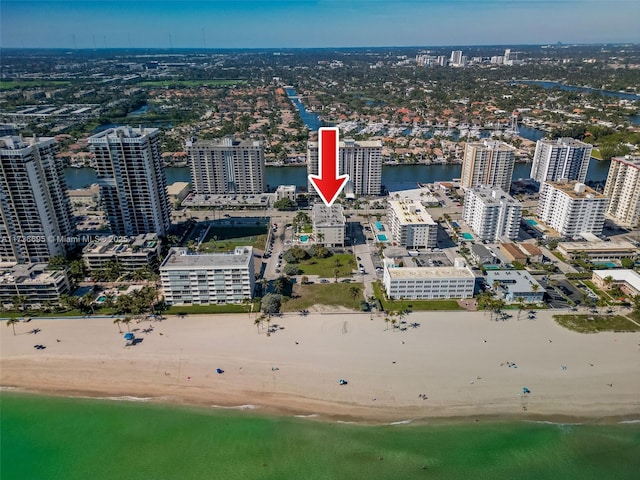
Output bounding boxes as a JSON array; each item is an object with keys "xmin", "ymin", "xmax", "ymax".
[
  {"xmin": 545, "ymin": 181, "xmax": 606, "ymax": 200},
  {"xmin": 312, "ymin": 203, "xmax": 346, "ymax": 226},
  {"xmin": 386, "ymin": 265, "xmax": 474, "ymax": 280},
  {"xmin": 308, "ymin": 139, "xmax": 382, "ymax": 148},
  {"xmin": 186, "ymin": 137, "xmax": 262, "ymax": 148},
  {"xmin": 84, "ymin": 234, "xmax": 159, "ymax": 255},
  {"xmin": 167, "ymin": 182, "xmax": 190, "ymax": 196},
  {"xmin": 0, "ymin": 264, "xmax": 66, "ymax": 285},
  {"xmin": 161, "ymin": 247, "xmax": 253, "ymax": 269},
  {"xmin": 468, "ymin": 187, "xmax": 519, "ymax": 206},
  {"xmin": 388, "ymin": 200, "xmax": 436, "ymax": 226},
  {"xmin": 612, "ymin": 156, "xmax": 640, "ymax": 169},
  {"xmin": 486, "ymin": 270, "xmax": 544, "ymax": 293},
  {"xmin": 593, "ymin": 269, "xmax": 640, "ymax": 292},
  {"xmin": 558, "ymin": 240, "xmax": 637, "ymax": 252}
]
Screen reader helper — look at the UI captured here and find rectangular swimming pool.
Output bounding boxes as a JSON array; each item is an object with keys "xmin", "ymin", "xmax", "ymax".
[
  {"xmin": 377, "ymin": 234, "xmax": 388, "ymax": 242},
  {"xmin": 526, "ymin": 219, "xmax": 538, "ymax": 226},
  {"xmin": 461, "ymin": 233, "xmax": 474, "ymax": 240}
]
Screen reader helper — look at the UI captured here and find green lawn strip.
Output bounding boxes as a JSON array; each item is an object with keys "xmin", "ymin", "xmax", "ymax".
[
  {"xmin": 281, "ymin": 282, "xmax": 363, "ymax": 312},
  {"xmin": 372, "ymin": 281, "xmax": 463, "ymax": 311},
  {"xmin": 551, "ymin": 251, "xmax": 567, "ymax": 262},
  {"xmin": 0, "ymin": 80, "xmax": 71, "ymax": 90},
  {"xmin": 581, "ymin": 280, "xmax": 607, "ymax": 299},
  {"xmin": 138, "ymin": 79, "xmax": 246, "ymax": 87},
  {"xmin": 199, "ymin": 234, "xmax": 267, "ymax": 253},
  {"xmin": 167, "ymin": 302, "xmax": 260, "ymax": 315},
  {"xmin": 553, "ymin": 314, "xmax": 640, "ymax": 333},
  {"xmin": 296, "ymin": 253, "xmax": 356, "ymax": 278}
]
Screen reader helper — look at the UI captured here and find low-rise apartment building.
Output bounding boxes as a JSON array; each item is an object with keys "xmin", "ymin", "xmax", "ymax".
[
  {"xmin": 486, "ymin": 270, "xmax": 545, "ymax": 303},
  {"xmin": 83, "ymin": 234, "xmax": 161, "ymax": 273},
  {"xmin": 312, "ymin": 203, "xmax": 346, "ymax": 247},
  {"xmin": 592, "ymin": 269, "xmax": 640, "ymax": 297},
  {"xmin": 383, "ymin": 259, "xmax": 475, "ymax": 300},
  {"xmin": 160, "ymin": 247, "xmax": 255, "ymax": 305},
  {"xmin": 557, "ymin": 240, "xmax": 638, "ymax": 262},
  {"xmin": 0, "ymin": 263, "xmax": 71, "ymax": 308}
]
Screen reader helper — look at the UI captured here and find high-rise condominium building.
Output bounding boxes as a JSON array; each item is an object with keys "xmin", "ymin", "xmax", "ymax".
[
  {"xmin": 537, "ymin": 181, "xmax": 609, "ymax": 238},
  {"xmin": 88, "ymin": 126, "xmax": 171, "ymax": 236},
  {"xmin": 460, "ymin": 140, "xmax": 515, "ymax": 192},
  {"xmin": 530, "ymin": 138, "xmax": 592, "ymax": 184},
  {"xmin": 307, "ymin": 138, "xmax": 382, "ymax": 196},
  {"xmin": 462, "ymin": 187, "xmax": 522, "ymax": 242},
  {"xmin": 0, "ymin": 136, "xmax": 74, "ymax": 263},
  {"xmin": 186, "ymin": 137, "xmax": 265, "ymax": 194},
  {"xmin": 603, "ymin": 156, "xmax": 640, "ymax": 228}
]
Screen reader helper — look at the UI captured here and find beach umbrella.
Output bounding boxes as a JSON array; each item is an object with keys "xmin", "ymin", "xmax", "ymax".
[
  {"xmin": 124, "ymin": 332, "xmax": 134, "ymax": 341},
  {"xmin": 216, "ymin": 368, "xmax": 224, "ymax": 374}
]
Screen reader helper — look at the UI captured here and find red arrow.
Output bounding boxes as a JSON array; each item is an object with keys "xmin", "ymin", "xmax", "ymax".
[{"xmin": 308, "ymin": 127, "xmax": 349, "ymax": 207}]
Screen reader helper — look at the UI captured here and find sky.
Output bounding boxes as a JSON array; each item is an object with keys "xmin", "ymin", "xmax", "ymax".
[{"xmin": 1, "ymin": 0, "xmax": 639, "ymax": 49}]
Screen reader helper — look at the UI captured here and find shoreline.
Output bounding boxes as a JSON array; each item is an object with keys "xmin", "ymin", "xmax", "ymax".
[
  {"xmin": 2, "ymin": 386, "xmax": 639, "ymax": 427},
  {"xmin": 2, "ymin": 310, "xmax": 639, "ymax": 424}
]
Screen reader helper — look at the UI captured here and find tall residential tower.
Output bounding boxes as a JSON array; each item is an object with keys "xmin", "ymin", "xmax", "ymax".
[
  {"xmin": 307, "ymin": 138, "xmax": 382, "ymax": 196},
  {"xmin": 88, "ymin": 126, "xmax": 171, "ymax": 236},
  {"xmin": 603, "ymin": 155, "xmax": 640, "ymax": 228},
  {"xmin": 460, "ymin": 140, "xmax": 515, "ymax": 192},
  {"xmin": 530, "ymin": 138, "xmax": 592, "ymax": 184},
  {"xmin": 0, "ymin": 136, "xmax": 74, "ymax": 263},
  {"xmin": 186, "ymin": 137, "xmax": 265, "ymax": 194}
]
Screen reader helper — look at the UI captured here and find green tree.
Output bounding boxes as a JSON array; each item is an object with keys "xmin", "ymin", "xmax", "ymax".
[
  {"xmin": 121, "ymin": 316, "xmax": 132, "ymax": 332},
  {"xmin": 273, "ymin": 198, "xmax": 297, "ymax": 211},
  {"xmin": 6, "ymin": 318, "xmax": 19, "ymax": 336},
  {"xmin": 349, "ymin": 286, "xmax": 361, "ymax": 300},
  {"xmin": 620, "ymin": 257, "xmax": 635, "ymax": 269},
  {"xmin": 261, "ymin": 293, "xmax": 282, "ymax": 315}
]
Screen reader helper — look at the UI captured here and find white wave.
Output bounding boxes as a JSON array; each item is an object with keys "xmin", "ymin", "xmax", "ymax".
[
  {"xmin": 525, "ymin": 420, "xmax": 583, "ymax": 426},
  {"xmin": 72, "ymin": 395, "xmax": 155, "ymax": 402},
  {"xmin": 618, "ymin": 420, "xmax": 640, "ymax": 424},
  {"xmin": 0, "ymin": 386, "xmax": 20, "ymax": 391},
  {"xmin": 389, "ymin": 419, "xmax": 413, "ymax": 425},
  {"xmin": 294, "ymin": 413, "xmax": 319, "ymax": 418},
  {"xmin": 336, "ymin": 420, "xmax": 358, "ymax": 424},
  {"xmin": 211, "ymin": 404, "xmax": 258, "ymax": 410}
]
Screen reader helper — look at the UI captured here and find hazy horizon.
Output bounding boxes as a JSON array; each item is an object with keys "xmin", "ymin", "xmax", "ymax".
[{"xmin": 2, "ymin": 1, "xmax": 639, "ymax": 50}]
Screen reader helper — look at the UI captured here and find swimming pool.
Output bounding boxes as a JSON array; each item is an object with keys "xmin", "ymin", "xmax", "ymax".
[
  {"xmin": 526, "ymin": 219, "xmax": 539, "ymax": 226},
  {"xmin": 300, "ymin": 235, "xmax": 309, "ymax": 243},
  {"xmin": 377, "ymin": 234, "xmax": 388, "ymax": 242},
  {"xmin": 452, "ymin": 221, "xmax": 460, "ymax": 228},
  {"xmin": 375, "ymin": 221, "xmax": 384, "ymax": 231},
  {"xmin": 594, "ymin": 262, "xmax": 617, "ymax": 268},
  {"xmin": 461, "ymin": 233, "xmax": 474, "ymax": 240},
  {"xmin": 96, "ymin": 296, "xmax": 107, "ymax": 303}
]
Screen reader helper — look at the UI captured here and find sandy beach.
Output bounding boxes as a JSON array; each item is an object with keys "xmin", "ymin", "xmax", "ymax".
[{"xmin": 2, "ymin": 309, "xmax": 639, "ymax": 422}]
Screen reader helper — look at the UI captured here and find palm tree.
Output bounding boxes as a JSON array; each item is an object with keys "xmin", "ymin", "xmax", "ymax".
[
  {"xmin": 113, "ymin": 318, "xmax": 123, "ymax": 333},
  {"xmin": 253, "ymin": 315, "xmax": 264, "ymax": 334},
  {"xmin": 334, "ymin": 268, "xmax": 340, "ymax": 283},
  {"xmin": 603, "ymin": 275, "xmax": 614, "ymax": 291},
  {"xmin": 384, "ymin": 314, "xmax": 390, "ymax": 331},
  {"xmin": 121, "ymin": 316, "xmax": 132, "ymax": 332},
  {"xmin": 516, "ymin": 297, "xmax": 525, "ymax": 320},
  {"xmin": 6, "ymin": 318, "xmax": 19, "ymax": 336},
  {"xmin": 349, "ymin": 286, "xmax": 361, "ymax": 302}
]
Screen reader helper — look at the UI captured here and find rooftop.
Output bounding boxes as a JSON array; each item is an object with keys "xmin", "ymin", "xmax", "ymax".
[
  {"xmin": 88, "ymin": 126, "xmax": 157, "ymax": 141},
  {"xmin": 84, "ymin": 234, "xmax": 159, "ymax": 256},
  {"xmin": 0, "ymin": 263, "xmax": 66, "ymax": 285},
  {"xmin": 486, "ymin": 270, "xmax": 544, "ymax": 293},
  {"xmin": 467, "ymin": 140, "xmax": 515, "ymax": 151},
  {"xmin": 0, "ymin": 135, "xmax": 53, "ymax": 152},
  {"xmin": 386, "ymin": 265, "xmax": 474, "ymax": 279},
  {"xmin": 467, "ymin": 186, "xmax": 519, "ymax": 205},
  {"xmin": 167, "ymin": 182, "xmax": 190, "ymax": 196},
  {"xmin": 557, "ymin": 240, "xmax": 637, "ymax": 252},
  {"xmin": 388, "ymin": 200, "xmax": 436, "ymax": 226},
  {"xmin": 545, "ymin": 180, "xmax": 606, "ymax": 200},
  {"xmin": 538, "ymin": 137, "xmax": 591, "ymax": 148},
  {"xmin": 612, "ymin": 155, "xmax": 640, "ymax": 169},
  {"xmin": 186, "ymin": 136, "xmax": 262, "ymax": 148},
  {"xmin": 308, "ymin": 139, "xmax": 382, "ymax": 148},
  {"xmin": 593, "ymin": 269, "xmax": 640, "ymax": 292},
  {"xmin": 312, "ymin": 203, "xmax": 346, "ymax": 226},
  {"xmin": 161, "ymin": 247, "xmax": 253, "ymax": 269}
]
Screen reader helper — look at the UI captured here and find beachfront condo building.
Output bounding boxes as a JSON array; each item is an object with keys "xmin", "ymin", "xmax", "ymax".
[
  {"xmin": 312, "ymin": 203, "xmax": 346, "ymax": 247},
  {"xmin": 0, "ymin": 135, "xmax": 75, "ymax": 263},
  {"xmin": 537, "ymin": 181, "xmax": 609, "ymax": 238},
  {"xmin": 387, "ymin": 199, "xmax": 437, "ymax": 249},
  {"xmin": 383, "ymin": 258, "xmax": 475, "ymax": 300},
  {"xmin": 82, "ymin": 233, "xmax": 161, "ymax": 274},
  {"xmin": 0, "ymin": 263, "xmax": 71, "ymax": 309},
  {"xmin": 603, "ymin": 156, "xmax": 640, "ymax": 228},
  {"xmin": 186, "ymin": 136, "xmax": 265, "ymax": 195},
  {"xmin": 160, "ymin": 247, "xmax": 255, "ymax": 305},
  {"xmin": 88, "ymin": 126, "xmax": 171, "ymax": 237},
  {"xmin": 460, "ymin": 140, "xmax": 515, "ymax": 192},
  {"xmin": 307, "ymin": 138, "xmax": 382, "ymax": 196},
  {"xmin": 530, "ymin": 138, "xmax": 592, "ymax": 184},
  {"xmin": 462, "ymin": 187, "xmax": 522, "ymax": 242},
  {"xmin": 485, "ymin": 270, "xmax": 545, "ymax": 303}
]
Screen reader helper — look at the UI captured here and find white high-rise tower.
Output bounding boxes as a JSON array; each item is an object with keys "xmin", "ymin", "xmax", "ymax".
[{"xmin": 530, "ymin": 138, "xmax": 592, "ymax": 184}]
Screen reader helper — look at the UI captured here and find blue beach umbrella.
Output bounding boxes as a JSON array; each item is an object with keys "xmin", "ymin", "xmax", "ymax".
[{"xmin": 124, "ymin": 332, "xmax": 135, "ymax": 341}]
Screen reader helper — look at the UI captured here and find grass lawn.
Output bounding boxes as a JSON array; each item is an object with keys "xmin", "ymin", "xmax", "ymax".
[
  {"xmin": 551, "ymin": 251, "xmax": 568, "ymax": 263},
  {"xmin": 167, "ymin": 301, "xmax": 260, "ymax": 315},
  {"xmin": 296, "ymin": 253, "xmax": 356, "ymax": 278},
  {"xmin": 372, "ymin": 281, "xmax": 463, "ymax": 311},
  {"xmin": 138, "ymin": 79, "xmax": 246, "ymax": 88},
  {"xmin": 281, "ymin": 282, "xmax": 364, "ymax": 312},
  {"xmin": 0, "ymin": 80, "xmax": 71, "ymax": 90},
  {"xmin": 554, "ymin": 314, "xmax": 640, "ymax": 333},
  {"xmin": 196, "ymin": 226, "xmax": 268, "ymax": 253}
]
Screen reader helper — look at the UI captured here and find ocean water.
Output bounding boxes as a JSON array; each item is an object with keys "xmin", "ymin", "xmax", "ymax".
[{"xmin": 1, "ymin": 393, "xmax": 639, "ymax": 480}]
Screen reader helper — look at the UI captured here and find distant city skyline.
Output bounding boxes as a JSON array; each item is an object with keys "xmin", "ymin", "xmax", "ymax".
[{"xmin": 1, "ymin": 0, "xmax": 639, "ymax": 49}]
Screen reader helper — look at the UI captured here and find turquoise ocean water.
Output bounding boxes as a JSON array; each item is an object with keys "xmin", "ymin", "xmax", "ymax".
[{"xmin": 2, "ymin": 392, "xmax": 639, "ymax": 480}]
